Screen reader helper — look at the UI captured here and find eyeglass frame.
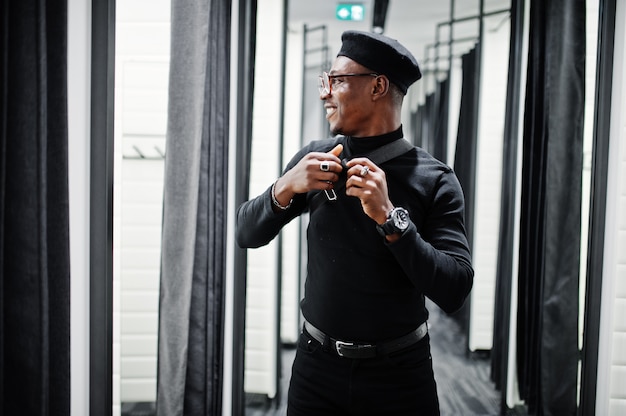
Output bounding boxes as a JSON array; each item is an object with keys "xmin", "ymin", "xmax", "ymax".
[{"xmin": 318, "ymin": 71, "xmax": 379, "ymax": 95}]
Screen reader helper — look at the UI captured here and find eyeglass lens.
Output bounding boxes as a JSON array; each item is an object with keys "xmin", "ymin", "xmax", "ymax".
[{"xmin": 318, "ymin": 72, "xmax": 330, "ymax": 95}]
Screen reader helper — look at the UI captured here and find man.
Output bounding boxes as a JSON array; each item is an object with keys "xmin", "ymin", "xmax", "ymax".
[{"xmin": 236, "ymin": 30, "xmax": 473, "ymax": 416}]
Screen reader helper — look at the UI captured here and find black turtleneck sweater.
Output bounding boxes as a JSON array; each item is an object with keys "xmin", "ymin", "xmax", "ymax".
[{"xmin": 236, "ymin": 127, "xmax": 473, "ymax": 342}]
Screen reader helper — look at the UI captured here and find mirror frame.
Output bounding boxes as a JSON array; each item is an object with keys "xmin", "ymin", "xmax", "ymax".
[{"xmin": 89, "ymin": 0, "xmax": 115, "ymax": 414}]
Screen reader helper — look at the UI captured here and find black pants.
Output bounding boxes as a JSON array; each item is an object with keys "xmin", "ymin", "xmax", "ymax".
[{"xmin": 287, "ymin": 329, "xmax": 440, "ymax": 416}]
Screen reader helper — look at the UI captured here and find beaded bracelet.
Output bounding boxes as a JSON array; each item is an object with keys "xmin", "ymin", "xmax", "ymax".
[{"xmin": 271, "ymin": 181, "xmax": 292, "ymax": 210}]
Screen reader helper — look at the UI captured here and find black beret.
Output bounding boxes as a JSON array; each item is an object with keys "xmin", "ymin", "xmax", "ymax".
[{"xmin": 337, "ymin": 30, "xmax": 422, "ymax": 95}]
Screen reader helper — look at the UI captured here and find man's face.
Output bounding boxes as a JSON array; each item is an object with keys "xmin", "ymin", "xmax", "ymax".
[{"xmin": 321, "ymin": 56, "xmax": 376, "ymax": 137}]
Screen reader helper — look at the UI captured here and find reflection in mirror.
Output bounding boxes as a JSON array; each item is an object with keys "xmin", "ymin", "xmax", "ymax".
[{"xmin": 113, "ymin": 0, "xmax": 171, "ymax": 414}]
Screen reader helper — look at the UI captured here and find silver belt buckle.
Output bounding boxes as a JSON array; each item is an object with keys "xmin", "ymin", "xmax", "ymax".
[
  {"xmin": 335, "ymin": 340, "xmax": 354, "ymax": 357},
  {"xmin": 335, "ymin": 340, "xmax": 375, "ymax": 357}
]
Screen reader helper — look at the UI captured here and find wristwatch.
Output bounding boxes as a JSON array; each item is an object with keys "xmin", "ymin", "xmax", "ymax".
[{"xmin": 376, "ymin": 207, "xmax": 410, "ymax": 236}]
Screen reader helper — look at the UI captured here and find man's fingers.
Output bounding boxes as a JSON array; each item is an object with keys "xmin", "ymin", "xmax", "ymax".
[
  {"xmin": 345, "ymin": 157, "xmax": 374, "ymax": 169},
  {"xmin": 328, "ymin": 144, "xmax": 343, "ymax": 157}
]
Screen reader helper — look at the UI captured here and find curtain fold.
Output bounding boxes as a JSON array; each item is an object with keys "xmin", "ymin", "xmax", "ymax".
[
  {"xmin": 517, "ymin": 1, "xmax": 585, "ymax": 414},
  {"xmin": 418, "ymin": 94, "xmax": 434, "ymax": 152},
  {"xmin": 451, "ymin": 47, "xmax": 480, "ymax": 330},
  {"xmin": 432, "ymin": 78, "xmax": 450, "ymax": 164},
  {"xmin": 157, "ymin": 0, "xmax": 231, "ymax": 414},
  {"xmin": 0, "ymin": 0, "xmax": 70, "ymax": 414},
  {"xmin": 453, "ymin": 47, "xmax": 479, "ymax": 252},
  {"xmin": 412, "ymin": 106, "xmax": 424, "ymax": 148},
  {"xmin": 414, "ymin": 77, "xmax": 449, "ymax": 163}
]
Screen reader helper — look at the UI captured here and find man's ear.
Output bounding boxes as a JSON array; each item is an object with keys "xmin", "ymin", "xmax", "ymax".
[{"xmin": 371, "ymin": 75, "xmax": 390, "ymax": 100}]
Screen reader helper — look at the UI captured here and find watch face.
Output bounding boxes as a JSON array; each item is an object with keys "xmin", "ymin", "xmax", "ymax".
[
  {"xmin": 392, "ymin": 208, "xmax": 409, "ymax": 230},
  {"xmin": 377, "ymin": 208, "xmax": 410, "ymax": 236}
]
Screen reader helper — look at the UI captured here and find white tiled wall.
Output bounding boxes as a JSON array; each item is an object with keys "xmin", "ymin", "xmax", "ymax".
[
  {"xmin": 114, "ymin": 0, "xmax": 171, "ymax": 411},
  {"xmin": 597, "ymin": 1, "xmax": 626, "ymax": 414},
  {"xmin": 606, "ymin": 34, "xmax": 626, "ymax": 416},
  {"xmin": 118, "ymin": 160, "xmax": 164, "ymax": 402},
  {"xmin": 469, "ymin": 12, "xmax": 510, "ymax": 351},
  {"xmin": 244, "ymin": 0, "xmax": 285, "ymax": 398}
]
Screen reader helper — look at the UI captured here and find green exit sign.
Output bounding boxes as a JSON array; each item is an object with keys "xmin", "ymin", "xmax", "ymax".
[{"xmin": 336, "ymin": 3, "xmax": 365, "ymax": 21}]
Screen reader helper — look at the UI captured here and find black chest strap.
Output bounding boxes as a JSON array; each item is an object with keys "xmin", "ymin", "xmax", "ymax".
[{"xmin": 310, "ymin": 138, "xmax": 414, "ymax": 210}]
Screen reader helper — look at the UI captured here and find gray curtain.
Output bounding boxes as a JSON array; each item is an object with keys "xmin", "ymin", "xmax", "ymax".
[
  {"xmin": 157, "ymin": 1, "xmax": 231, "ymax": 415},
  {"xmin": 517, "ymin": 0, "xmax": 585, "ymax": 414},
  {"xmin": 454, "ymin": 47, "xmax": 480, "ymax": 254},
  {"xmin": 451, "ymin": 47, "xmax": 480, "ymax": 333},
  {"xmin": 432, "ymin": 78, "xmax": 449, "ymax": 164},
  {"xmin": 414, "ymin": 78, "xmax": 449, "ymax": 164},
  {"xmin": 0, "ymin": 0, "xmax": 71, "ymax": 414},
  {"xmin": 580, "ymin": 0, "xmax": 616, "ymax": 414}
]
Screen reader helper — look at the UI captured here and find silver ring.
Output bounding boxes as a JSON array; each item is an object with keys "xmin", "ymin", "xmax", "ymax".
[
  {"xmin": 360, "ymin": 166, "xmax": 369, "ymax": 177},
  {"xmin": 320, "ymin": 161, "xmax": 330, "ymax": 172}
]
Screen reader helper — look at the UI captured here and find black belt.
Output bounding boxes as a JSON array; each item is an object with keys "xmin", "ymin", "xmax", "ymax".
[{"xmin": 303, "ymin": 320, "xmax": 428, "ymax": 359}]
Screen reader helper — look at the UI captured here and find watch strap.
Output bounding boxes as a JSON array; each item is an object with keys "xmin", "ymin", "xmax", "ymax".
[
  {"xmin": 376, "ymin": 207, "xmax": 409, "ymax": 236},
  {"xmin": 377, "ymin": 221, "xmax": 398, "ymax": 236}
]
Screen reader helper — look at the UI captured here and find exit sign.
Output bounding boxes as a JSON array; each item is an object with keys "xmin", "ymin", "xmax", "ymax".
[{"xmin": 336, "ymin": 3, "xmax": 365, "ymax": 21}]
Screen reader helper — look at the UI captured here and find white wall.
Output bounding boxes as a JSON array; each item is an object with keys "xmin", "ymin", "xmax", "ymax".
[
  {"xmin": 468, "ymin": 13, "xmax": 510, "ymax": 351},
  {"xmin": 114, "ymin": 0, "xmax": 171, "ymax": 409},
  {"xmin": 244, "ymin": 0, "xmax": 285, "ymax": 398},
  {"xmin": 597, "ymin": 1, "xmax": 626, "ymax": 414}
]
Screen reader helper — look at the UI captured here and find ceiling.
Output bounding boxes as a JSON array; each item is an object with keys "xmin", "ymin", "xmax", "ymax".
[{"xmin": 288, "ymin": 0, "xmax": 511, "ymax": 70}]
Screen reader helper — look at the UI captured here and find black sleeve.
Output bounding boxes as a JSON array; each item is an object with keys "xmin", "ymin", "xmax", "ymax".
[
  {"xmin": 235, "ymin": 185, "xmax": 305, "ymax": 248},
  {"xmin": 235, "ymin": 138, "xmax": 340, "ymax": 248},
  {"xmin": 387, "ymin": 170, "xmax": 474, "ymax": 313}
]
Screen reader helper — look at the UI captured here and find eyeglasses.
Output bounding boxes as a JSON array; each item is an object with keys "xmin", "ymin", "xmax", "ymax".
[{"xmin": 318, "ymin": 71, "xmax": 379, "ymax": 95}]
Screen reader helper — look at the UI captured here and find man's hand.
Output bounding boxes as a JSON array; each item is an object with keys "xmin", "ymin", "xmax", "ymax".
[
  {"xmin": 344, "ymin": 157, "xmax": 394, "ymax": 225},
  {"xmin": 272, "ymin": 144, "xmax": 344, "ymax": 210}
]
